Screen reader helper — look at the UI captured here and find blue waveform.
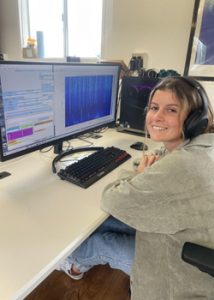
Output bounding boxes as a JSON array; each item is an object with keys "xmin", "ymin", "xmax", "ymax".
[{"xmin": 65, "ymin": 75, "xmax": 113, "ymax": 127}]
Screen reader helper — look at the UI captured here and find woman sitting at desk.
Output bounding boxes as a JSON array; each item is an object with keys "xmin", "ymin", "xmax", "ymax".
[{"xmin": 57, "ymin": 77, "xmax": 214, "ymax": 299}]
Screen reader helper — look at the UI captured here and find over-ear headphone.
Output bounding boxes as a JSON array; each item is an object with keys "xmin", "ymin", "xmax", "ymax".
[
  {"xmin": 144, "ymin": 77, "xmax": 208, "ymax": 139},
  {"xmin": 180, "ymin": 77, "xmax": 208, "ymax": 139},
  {"xmin": 139, "ymin": 68, "xmax": 158, "ymax": 78}
]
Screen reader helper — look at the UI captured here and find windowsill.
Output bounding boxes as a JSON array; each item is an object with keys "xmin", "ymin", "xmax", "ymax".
[{"xmin": 21, "ymin": 57, "xmax": 99, "ymax": 63}]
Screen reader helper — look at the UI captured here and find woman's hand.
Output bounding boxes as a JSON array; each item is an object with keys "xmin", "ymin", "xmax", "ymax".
[{"xmin": 137, "ymin": 153, "xmax": 160, "ymax": 173}]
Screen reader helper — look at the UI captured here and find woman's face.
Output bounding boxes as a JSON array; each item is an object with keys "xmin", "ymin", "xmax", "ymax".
[{"xmin": 146, "ymin": 89, "xmax": 188, "ymax": 152}]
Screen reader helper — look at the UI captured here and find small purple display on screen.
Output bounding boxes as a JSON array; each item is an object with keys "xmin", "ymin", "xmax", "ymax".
[
  {"xmin": 7, "ymin": 127, "xmax": 33, "ymax": 141},
  {"xmin": 131, "ymin": 83, "xmax": 156, "ymax": 91},
  {"xmin": 128, "ymin": 83, "xmax": 156, "ymax": 100}
]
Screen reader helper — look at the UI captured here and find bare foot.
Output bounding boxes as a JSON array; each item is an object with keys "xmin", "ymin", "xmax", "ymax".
[{"xmin": 70, "ymin": 264, "xmax": 82, "ymax": 275}]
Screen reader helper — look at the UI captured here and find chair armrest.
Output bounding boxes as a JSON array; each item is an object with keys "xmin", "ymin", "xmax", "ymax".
[{"xmin": 181, "ymin": 242, "xmax": 214, "ymax": 277}]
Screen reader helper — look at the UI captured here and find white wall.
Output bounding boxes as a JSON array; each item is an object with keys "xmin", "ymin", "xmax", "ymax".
[
  {"xmin": 102, "ymin": 0, "xmax": 195, "ymax": 74},
  {"xmin": 0, "ymin": 0, "xmax": 195, "ymax": 75},
  {"xmin": 0, "ymin": 1, "xmax": 214, "ymax": 120},
  {"xmin": 0, "ymin": 0, "xmax": 22, "ymax": 61}
]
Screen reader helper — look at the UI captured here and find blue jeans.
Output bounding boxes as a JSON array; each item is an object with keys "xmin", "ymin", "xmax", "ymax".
[{"xmin": 68, "ymin": 216, "xmax": 136, "ymax": 275}]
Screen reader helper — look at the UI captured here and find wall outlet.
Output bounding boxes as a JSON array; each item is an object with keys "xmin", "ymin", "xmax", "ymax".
[
  {"xmin": 131, "ymin": 52, "xmax": 148, "ymax": 68},
  {"xmin": 132, "ymin": 53, "xmax": 144, "ymax": 58}
]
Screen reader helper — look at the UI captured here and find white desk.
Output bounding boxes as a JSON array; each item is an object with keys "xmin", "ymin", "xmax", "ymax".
[{"xmin": 0, "ymin": 129, "xmax": 160, "ymax": 300}]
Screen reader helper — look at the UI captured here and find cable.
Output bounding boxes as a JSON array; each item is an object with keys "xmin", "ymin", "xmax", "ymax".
[
  {"xmin": 39, "ymin": 140, "xmax": 73, "ymax": 154},
  {"xmin": 78, "ymin": 136, "xmax": 94, "ymax": 146},
  {"xmin": 94, "ymin": 127, "xmax": 108, "ymax": 134},
  {"xmin": 78, "ymin": 132, "xmax": 94, "ymax": 139},
  {"xmin": 40, "ymin": 145, "xmax": 54, "ymax": 153},
  {"xmin": 59, "ymin": 158, "xmax": 77, "ymax": 163},
  {"xmin": 40, "ymin": 127, "xmax": 107, "ymax": 156},
  {"xmin": 63, "ymin": 140, "xmax": 71, "ymax": 149},
  {"xmin": 52, "ymin": 146, "xmax": 104, "ymax": 173}
]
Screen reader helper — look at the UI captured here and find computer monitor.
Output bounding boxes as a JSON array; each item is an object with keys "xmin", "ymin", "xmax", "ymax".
[
  {"xmin": 0, "ymin": 61, "xmax": 120, "ymax": 162},
  {"xmin": 117, "ymin": 76, "xmax": 160, "ymax": 135}
]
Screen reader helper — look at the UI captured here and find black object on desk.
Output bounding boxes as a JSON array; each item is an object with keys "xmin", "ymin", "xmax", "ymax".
[
  {"xmin": 130, "ymin": 142, "xmax": 148, "ymax": 151},
  {"xmin": 0, "ymin": 171, "xmax": 11, "ymax": 179},
  {"xmin": 57, "ymin": 147, "xmax": 131, "ymax": 188}
]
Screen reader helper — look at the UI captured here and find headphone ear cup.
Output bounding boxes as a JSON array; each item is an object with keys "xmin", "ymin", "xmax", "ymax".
[{"xmin": 184, "ymin": 109, "xmax": 208, "ymax": 139}]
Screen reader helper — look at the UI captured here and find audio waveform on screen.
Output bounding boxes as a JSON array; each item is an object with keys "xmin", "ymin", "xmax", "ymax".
[{"xmin": 65, "ymin": 75, "xmax": 113, "ymax": 127}]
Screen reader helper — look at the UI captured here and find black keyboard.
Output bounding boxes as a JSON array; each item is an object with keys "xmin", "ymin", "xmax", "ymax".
[{"xmin": 57, "ymin": 146, "xmax": 131, "ymax": 189}]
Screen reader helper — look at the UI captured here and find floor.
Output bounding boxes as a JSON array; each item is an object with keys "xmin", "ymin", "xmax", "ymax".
[{"xmin": 24, "ymin": 264, "xmax": 130, "ymax": 300}]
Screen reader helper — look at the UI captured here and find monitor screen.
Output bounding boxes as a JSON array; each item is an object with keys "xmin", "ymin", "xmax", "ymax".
[{"xmin": 0, "ymin": 61, "xmax": 120, "ymax": 161}]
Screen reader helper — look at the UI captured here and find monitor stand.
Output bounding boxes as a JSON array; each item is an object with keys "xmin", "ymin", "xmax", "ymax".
[{"xmin": 54, "ymin": 142, "xmax": 63, "ymax": 154}]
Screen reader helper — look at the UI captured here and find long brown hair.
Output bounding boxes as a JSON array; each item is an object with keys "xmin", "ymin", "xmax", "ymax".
[{"xmin": 146, "ymin": 77, "xmax": 214, "ymax": 135}]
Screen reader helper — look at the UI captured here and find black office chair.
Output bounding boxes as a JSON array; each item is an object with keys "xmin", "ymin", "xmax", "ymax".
[
  {"xmin": 181, "ymin": 242, "xmax": 214, "ymax": 277},
  {"xmin": 128, "ymin": 243, "xmax": 214, "ymax": 299}
]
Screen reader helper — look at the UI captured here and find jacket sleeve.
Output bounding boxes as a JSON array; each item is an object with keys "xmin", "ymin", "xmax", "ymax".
[
  {"xmin": 100, "ymin": 150, "xmax": 214, "ymax": 234},
  {"xmin": 132, "ymin": 147, "xmax": 166, "ymax": 172}
]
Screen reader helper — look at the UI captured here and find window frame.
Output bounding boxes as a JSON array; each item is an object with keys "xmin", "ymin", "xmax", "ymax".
[{"xmin": 19, "ymin": 0, "xmax": 105, "ymax": 60}]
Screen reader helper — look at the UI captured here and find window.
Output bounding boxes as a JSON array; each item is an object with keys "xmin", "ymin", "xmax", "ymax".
[
  {"xmin": 24, "ymin": 0, "xmax": 103, "ymax": 59},
  {"xmin": 67, "ymin": 0, "xmax": 103, "ymax": 58}
]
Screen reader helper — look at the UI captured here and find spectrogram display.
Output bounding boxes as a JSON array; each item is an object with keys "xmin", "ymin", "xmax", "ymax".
[{"xmin": 65, "ymin": 75, "xmax": 113, "ymax": 127}]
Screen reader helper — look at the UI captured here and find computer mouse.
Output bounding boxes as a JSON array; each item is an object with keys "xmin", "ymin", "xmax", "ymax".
[{"xmin": 130, "ymin": 142, "xmax": 148, "ymax": 151}]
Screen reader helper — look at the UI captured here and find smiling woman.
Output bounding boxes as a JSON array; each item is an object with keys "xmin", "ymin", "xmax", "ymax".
[
  {"xmin": 99, "ymin": 77, "xmax": 214, "ymax": 300},
  {"xmin": 56, "ymin": 77, "xmax": 214, "ymax": 299},
  {"xmin": 146, "ymin": 89, "xmax": 187, "ymax": 151},
  {"xmin": 145, "ymin": 76, "xmax": 214, "ymax": 151}
]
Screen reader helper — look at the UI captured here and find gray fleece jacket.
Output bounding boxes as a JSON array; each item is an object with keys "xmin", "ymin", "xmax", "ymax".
[{"xmin": 100, "ymin": 133, "xmax": 214, "ymax": 300}]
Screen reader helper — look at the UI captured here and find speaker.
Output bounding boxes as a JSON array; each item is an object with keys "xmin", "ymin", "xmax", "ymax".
[{"xmin": 180, "ymin": 77, "xmax": 208, "ymax": 139}]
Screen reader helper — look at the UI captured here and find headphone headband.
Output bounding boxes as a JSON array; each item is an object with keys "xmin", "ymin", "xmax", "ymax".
[
  {"xmin": 179, "ymin": 77, "xmax": 208, "ymax": 139},
  {"xmin": 179, "ymin": 77, "xmax": 208, "ymax": 116}
]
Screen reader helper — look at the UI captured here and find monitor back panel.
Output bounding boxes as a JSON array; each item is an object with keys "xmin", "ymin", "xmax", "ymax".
[{"xmin": 119, "ymin": 76, "xmax": 160, "ymax": 132}]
